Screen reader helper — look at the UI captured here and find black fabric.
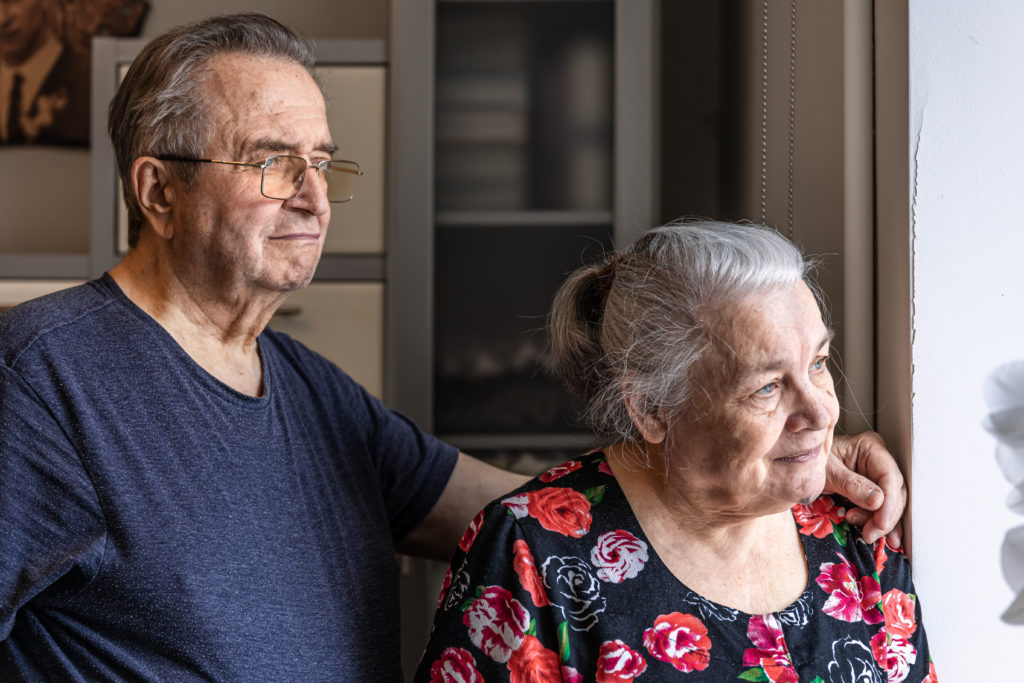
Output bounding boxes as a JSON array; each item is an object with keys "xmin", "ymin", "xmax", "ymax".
[
  {"xmin": 6, "ymin": 72, "xmax": 24, "ymax": 143},
  {"xmin": 417, "ymin": 452, "xmax": 935, "ymax": 682}
]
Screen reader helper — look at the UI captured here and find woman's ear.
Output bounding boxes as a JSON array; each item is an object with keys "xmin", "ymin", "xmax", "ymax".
[
  {"xmin": 131, "ymin": 157, "xmax": 176, "ymax": 240},
  {"xmin": 623, "ymin": 392, "xmax": 668, "ymax": 444}
]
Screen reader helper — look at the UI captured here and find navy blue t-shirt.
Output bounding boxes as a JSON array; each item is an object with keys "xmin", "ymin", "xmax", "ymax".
[{"xmin": 0, "ymin": 275, "xmax": 458, "ymax": 680}]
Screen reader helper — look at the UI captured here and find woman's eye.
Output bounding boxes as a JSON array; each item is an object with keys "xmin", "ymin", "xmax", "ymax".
[
  {"xmin": 754, "ymin": 382, "xmax": 778, "ymax": 397},
  {"xmin": 812, "ymin": 357, "xmax": 828, "ymax": 372}
]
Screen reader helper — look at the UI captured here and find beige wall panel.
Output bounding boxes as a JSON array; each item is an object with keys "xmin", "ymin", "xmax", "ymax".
[
  {"xmin": 320, "ymin": 66, "xmax": 387, "ymax": 254},
  {"xmin": 0, "ymin": 280, "xmax": 83, "ymax": 310},
  {"xmin": 0, "ymin": 149, "xmax": 89, "ymax": 254}
]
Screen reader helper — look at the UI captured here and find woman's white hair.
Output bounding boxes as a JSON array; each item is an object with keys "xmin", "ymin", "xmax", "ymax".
[{"xmin": 547, "ymin": 219, "xmax": 821, "ymax": 443}]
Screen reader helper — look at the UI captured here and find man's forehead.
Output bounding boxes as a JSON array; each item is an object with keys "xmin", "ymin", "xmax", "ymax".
[
  {"xmin": 200, "ymin": 52, "xmax": 331, "ymax": 155},
  {"xmin": 202, "ymin": 52, "xmax": 319, "ymax": 96}
]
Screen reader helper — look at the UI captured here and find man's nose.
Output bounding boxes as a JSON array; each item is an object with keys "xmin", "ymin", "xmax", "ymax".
[{"xmin": 288, "ymin": 166, "xmax": 331, "ymax": 216}]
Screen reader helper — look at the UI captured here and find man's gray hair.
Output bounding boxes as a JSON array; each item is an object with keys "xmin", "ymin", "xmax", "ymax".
[
  {"xmin": 547, "ymin": 219, "xmax": 821, "ymax": 443},
  {"xmin": 107, "ymin": 13, "xmax": 316, "ymax": 248}
]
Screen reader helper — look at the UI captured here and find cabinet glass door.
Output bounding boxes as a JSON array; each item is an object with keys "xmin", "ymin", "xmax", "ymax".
[{"xmin": 433, "ymin": 0, "xmax": 615, "ymax": 462}]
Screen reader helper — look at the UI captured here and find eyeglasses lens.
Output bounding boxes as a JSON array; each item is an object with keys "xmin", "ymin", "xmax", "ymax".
[
  {"xmin": 261, "ymin": 156, "xmax": 359, "ymax": 203},
  {"xmin": 323, "ymin": 161, "xmax": 360, "ymax": 203}
]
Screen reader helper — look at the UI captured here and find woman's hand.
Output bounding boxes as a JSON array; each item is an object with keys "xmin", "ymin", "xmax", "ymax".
[{"xmin": 825, "ymin": 431, "xmax": 907, "ymax": 547}]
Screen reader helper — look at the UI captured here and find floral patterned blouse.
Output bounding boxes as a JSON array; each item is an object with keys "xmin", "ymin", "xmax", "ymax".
[{"xmin": 415, "ymin": 452, "xmax": 936, "ymax": 683}]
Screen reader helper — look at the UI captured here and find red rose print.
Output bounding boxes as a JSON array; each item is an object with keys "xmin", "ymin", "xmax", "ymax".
[
  {"xmin": 870, "ymin": 630, "xmax": 917, "ymax": 682},
  {"xmin": 598, "ymin": 461, "xmax": 614, "ymax": 477},
  {"xmin": 513, "ymin": 540, "xmax": 549, "ymax": 607},
  {"xmin": 742, "ymin": 614, "xmax": 798, "ymax": 683},
  {"xmin": 539, "ymin": 460, "xmax": 582, "ymax": 482},
  {"xmin": 463, "ymin": 586, "xmax": 530, "ymax": 663},
  {"xmin": 459, "ymin": 509, "xmax": 486, "ymax": 553},
  {"xmin": 527, "ymin": 487, "xmax": 592, "ymax": 538},
  {"xmin": 815, "ymin": 554, "xmax": 883, "ymax": 624},
  {"xmin": 923, "ymin": 659, "xmax": 939, "ymax": 683},
  {"xmin": 793, "ymin": 497, "xmax": 845, "ymax": 538},
  {"xmin": 596, "ymin": 639, "xmax": 648, "ymax": 682},
  {"xmin": 881, "ymin": 589, "xmax": 917, "ymax": 639},
  {"xmin": 873, "ymin": 538, "xmax": 888, "ymax": 575},
  {"xmin": 436, "ymin": 567, "xmax": 452, "ymax": 609},
  {"xmin": 429, "ymin": 647, "xmax": 484, "ymax": 683},
  {"xmin": 507, "ymin": 635, "xmax": 562, "ymax": 683},
  {"xmin": 642, "ymin": 612, "xmax": 711, "ymax": 673},
  {"xmin": 590, "ymin": 530, "xmax": 649, "ymax": 583}
]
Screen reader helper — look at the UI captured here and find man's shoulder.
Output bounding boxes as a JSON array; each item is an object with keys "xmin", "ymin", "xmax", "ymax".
[
  {"xmin": 258, "ymin": 326, "xmax": 370, "ymax": 399},
  {"xmin": 259, "ymin": 326, "xmax": 335, "ymax": 375},
  {"xmin": 0, "ymin": 280, "xmax": 115, "ymax": 367}
]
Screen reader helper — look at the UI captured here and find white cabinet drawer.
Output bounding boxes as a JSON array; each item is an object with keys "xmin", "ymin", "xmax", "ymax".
[{"xmin": 0, "ymin": 280, "xmax": 83, "ymax": 312}]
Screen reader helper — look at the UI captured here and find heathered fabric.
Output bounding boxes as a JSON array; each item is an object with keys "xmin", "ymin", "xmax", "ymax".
[{"xmin": 0, "ymin": 275, "xmax": 457, "ymax": 680}]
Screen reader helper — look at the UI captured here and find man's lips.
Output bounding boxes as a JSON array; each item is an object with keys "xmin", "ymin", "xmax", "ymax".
[{"xmin": 269, "ymin": 232, "xmax": 320, "ymax": 240}]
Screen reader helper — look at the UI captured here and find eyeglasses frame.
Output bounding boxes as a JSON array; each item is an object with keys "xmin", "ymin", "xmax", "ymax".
[{"xmin": 155, "ymin": 154, "xmax": 363, "ymax": 203}]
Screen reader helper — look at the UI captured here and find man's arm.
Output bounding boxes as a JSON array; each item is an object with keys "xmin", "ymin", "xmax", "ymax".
[
  {"xmin": 826, "ymin": 431, "xmax": 907, "ymax": 547},
  {"xmin": 396, "ymin": 452, "xmax": 529, "ymax": 561},
  {"xmin": 404, "ymin": 430, "xmax": 909, "ymax": 560}
]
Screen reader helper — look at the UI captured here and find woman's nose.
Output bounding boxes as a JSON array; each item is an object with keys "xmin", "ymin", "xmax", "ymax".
[{"xmin": 787, "ymin": 382, "xmax": 836, "ymax": 431}]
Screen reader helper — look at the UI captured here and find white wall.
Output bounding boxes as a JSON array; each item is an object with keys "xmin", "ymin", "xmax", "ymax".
[{"xmin": 909, "ymin": 0, "xmax": 1024, "ymax": 674}]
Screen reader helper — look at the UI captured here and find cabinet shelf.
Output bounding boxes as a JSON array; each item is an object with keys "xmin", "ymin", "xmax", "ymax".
[
  {"xmin": 0, "ymin": 254, "xmax": 89, "ymax": 279},
  {"xmin": 435, "ymin": 209, "xmax": 612, "ymax": 228},
  {"xmin": 437, "ymin": 433, "xmax": 596, "ymax": 451},
  {"xmin": 313, "ymin": 254, "xmax": 386, "ymax": 281}
]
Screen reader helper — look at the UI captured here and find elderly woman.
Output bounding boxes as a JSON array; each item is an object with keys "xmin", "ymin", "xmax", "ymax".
[{"xmin": 415, "ymin": 221, "xmax": 935, "ymax": 682}]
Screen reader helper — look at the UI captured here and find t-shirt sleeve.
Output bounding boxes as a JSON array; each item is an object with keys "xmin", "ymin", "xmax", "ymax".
[
  {"xmin": 346, "ymin": 375, "xmax": 459, "ymax": 543},
  {"xmin": 414, "ymin": 498, "xmax": 564, "ymax": 682},
  {"xmin": 0, "ymin": 364, "xmax": 105, "ymax": 639},
  {"xmin": 263, "ymin": 329, "xmax": 460, "ymax": 543}
]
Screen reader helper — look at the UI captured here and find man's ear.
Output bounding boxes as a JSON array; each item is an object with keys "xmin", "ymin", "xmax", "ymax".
[
  {"xmin": 131, "ymin": 157, "xmax": 176, "ymax": 240},
  {"xmin": 623, "ymin": 392, "xmax": 668, "ymax": 444}
]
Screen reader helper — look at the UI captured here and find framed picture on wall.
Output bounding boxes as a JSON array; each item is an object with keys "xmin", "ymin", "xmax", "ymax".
[{"xmin": 0, "ymin": 0, "xmax": 148, "ymax": 147}]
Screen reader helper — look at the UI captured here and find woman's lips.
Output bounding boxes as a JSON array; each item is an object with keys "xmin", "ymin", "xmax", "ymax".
[{"xmin": 775, "ymin": 445, "xmax": 823, "ymax": 463}]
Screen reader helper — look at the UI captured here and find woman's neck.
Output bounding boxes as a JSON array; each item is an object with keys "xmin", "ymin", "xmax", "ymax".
[{"xmin": 606, "ymin": 442, "xmax": 809, "ymax": 614}]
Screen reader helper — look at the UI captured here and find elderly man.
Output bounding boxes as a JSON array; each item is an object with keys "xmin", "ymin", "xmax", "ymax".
[{"xmin": 0, "ymin": 13, "xmax": 905, "ymax": 680}]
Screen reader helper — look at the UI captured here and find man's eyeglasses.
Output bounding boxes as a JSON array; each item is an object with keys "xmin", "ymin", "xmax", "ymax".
[{"xmin": 156, "ymin": 154, "xmax": 362, "ymax": 203}]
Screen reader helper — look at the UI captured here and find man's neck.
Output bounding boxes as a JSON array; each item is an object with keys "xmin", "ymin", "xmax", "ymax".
[{"xmin": 109, "ymin": 250, "xmax": 285, "ymax": 397}]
